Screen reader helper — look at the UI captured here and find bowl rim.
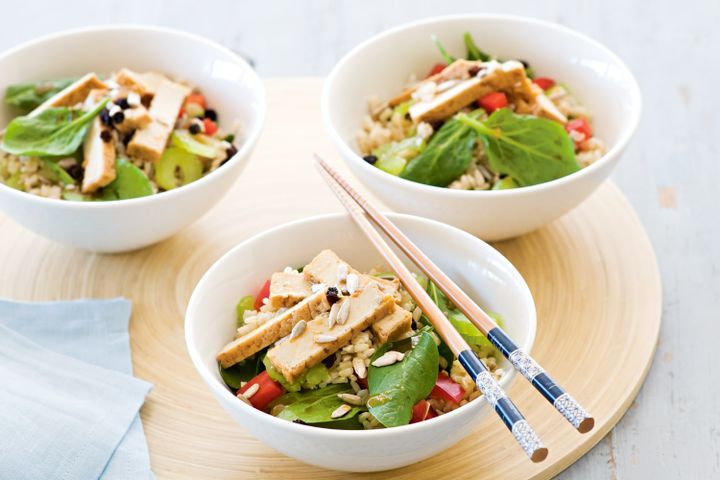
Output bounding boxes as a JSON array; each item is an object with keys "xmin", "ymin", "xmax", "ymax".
[
  {"xmin": 322, "ymin": 13, "xmax": 642, "ymax": 198},
  {"xmin": 0, "ymin": 24, "xmax": 266, "ymax": 209},
  {"xmin": 185, "ymin": 211, "xmax": 537, "ymax": 439}
]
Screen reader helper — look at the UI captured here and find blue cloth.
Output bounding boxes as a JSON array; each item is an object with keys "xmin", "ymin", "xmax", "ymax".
[{"xmin": 0, "ymin": 299, "xmax": 153, "ymax": 480}]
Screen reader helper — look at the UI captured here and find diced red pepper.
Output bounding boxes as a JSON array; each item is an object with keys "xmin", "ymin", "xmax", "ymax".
[
  {"xmin": 565, "ymin": 117, "xmax": 593, "ymax": 144},
  {"xmin": 203, "ymin": 118, "xmax": 218, "ymax": 136},
  {"xmin": 237, "ymin": 371, "xmax": 285, "ymax": 411},
  {"xmin": 426, "ymin": 62, "xmax": 447, "ymax": 78},
  {"xmin": 430, "ymin": 372, "xmax": 465, "ymax": 404},
  {"xmin": 411, "ymin": 400, "xmax": 438, "ymax": 423},
  {"xmin": 533, "ymin": 77, "xmax": 556, "ymax": 90},
  {"xmin": 186, "ymin": 93, "xmax": 206, "ymax": 109},
  {"xmin": 477, "ymin": 91, "xmax": 508, "ymax": 114},
  {"xmin": 254, "ymin": 280, "xmax": 271, "ymax": 310}
]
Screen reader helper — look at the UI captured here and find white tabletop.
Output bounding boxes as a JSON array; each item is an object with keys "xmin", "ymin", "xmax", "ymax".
[{"xmin": 1, "ymin": 1, "xmax": 715, "ymax": 478}]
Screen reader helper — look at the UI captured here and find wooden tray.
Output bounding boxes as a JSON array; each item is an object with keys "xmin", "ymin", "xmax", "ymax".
[{"xmin": 0, "ymin": 79, "xmax": 661, "ymax": 479}]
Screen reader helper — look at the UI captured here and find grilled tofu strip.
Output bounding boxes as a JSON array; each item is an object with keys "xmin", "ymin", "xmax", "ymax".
[
  {"xmin": 388, "ymin": 59, "xmax": 483, "ymax": 108},
  {"xmin": 269, "ymin": 271, "xmax": 313, "ymax": 309},
  {"xmin": 371, "ymin": 304, "xmax": 413, "ymax": 344},
  {"xmin": 81, "ymin": 116, "xmax": 116, "ymax": 193},
  {"xmin": 303, "ymin": 249, "xmax": 400, "ymax": 298},
  {"xmin": 217, "ymin": 289, "xmax": 331, "ymax": 368},
  {"xmin": 31, "ymin": 73, "xmax": 107, "ymax": 116},
  {"xmin": 267, "ymin": 284, "xmax": 395, "ymax": 383},
  {"xmin": 127, "ymin": 78, "xmax": 190, "ymax": 163},
  {"xmin": 114, "ymin": 105, "xmax": 152, "ymax": 134},
  {"xmin": 113, "ymin": 68, "xmax": 151, "ymax": 95}
]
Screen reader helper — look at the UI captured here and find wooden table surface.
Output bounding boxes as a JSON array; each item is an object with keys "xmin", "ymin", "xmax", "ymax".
[{"xmin": 0, "ymin": 1, "xmax": 716, "ymax": 478}]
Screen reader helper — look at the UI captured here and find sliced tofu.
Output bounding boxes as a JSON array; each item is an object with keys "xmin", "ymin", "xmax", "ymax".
[
  {"xmin": 114, "ymin": 105, "xmax": 152, "ymax": 134},
  {"xmin": 408, "ymin": 60, "xmax": 533, "ymax": 123},
  {"xmin": 139, "ymin": 72, "xmax": 170, "ymax": 95},
  {"xmin": 372, "ymin": 304, "xmax": 413, "ymax": 344},
  {"xmin": 113, "ymin": 68, "xmax": 150, "ymax": 95},
  {"xmin": 82, "ymin": 116, "xmax": 116, "ymax": 193},
  {"xmin": 31, "ymin": 73, "xmax": 107, "ymax": 116},
  {"xmin": 217, "ymin": 289, "xmax": 331, "ymax": 368},
  {"xmin": 126, "ymin": 79, "xmax": 189, "ymax": 163},
  {"xmin": 533, "ymin": 92, "xmax": 567, "ymax": 124},
  {"xmin": 388, "ymin": 59, "xmax": 482, "ymax": 107},
  {"xmin": 269, "ymin": 271, "xmax": 313, "ymax": 309},
  {"xmin": 303, "ymin": 249, "xmax": 400, "ymax": 298},
  {"xmin": 267, "ymin": 284, "xmax": 395, "ymax": 383}
]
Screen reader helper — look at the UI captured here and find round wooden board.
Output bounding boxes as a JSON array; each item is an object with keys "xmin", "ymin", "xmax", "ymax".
[{"xmin": 0, "ymin": 79, "xmax": 661, "ymax": 479}]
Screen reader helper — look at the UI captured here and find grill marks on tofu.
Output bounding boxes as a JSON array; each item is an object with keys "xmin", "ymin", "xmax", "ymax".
[
  {"xmin": 127, "ymin": 79, "xmax": 190, "ymax": 163},
  {"xmin": 372, "ymin": 304, "xmax": 413, "ymax": 344},
  {"xmin": 217, "ymin": 289, "xmax": 331, "ymax": 368},
  {"xmin": 269, "ymin": 271, "xmax": 312, "ymax": 309},
  {"xmin": 31, "ymin": 73, "xmax": 108, "ymax": 116},
  {"xmin": 81, "ymin": 89, "xmax": 115, "ymax": 193},
  {"xmin": 267, "ymin": 285, "xmax": 396, "ymax": 383}
]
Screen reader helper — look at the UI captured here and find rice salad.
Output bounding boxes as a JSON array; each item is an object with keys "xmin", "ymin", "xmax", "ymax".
[
  {"xmin": 356, "ymin": 32, "xmax": 605, "ymax": 191},
  {"xmin": 0, "ymin": 69, "xmax": 240, "ymax": 201},
  {"xmin": 217, "ymin": 249, "xmax": 504, "ymax": 430}
]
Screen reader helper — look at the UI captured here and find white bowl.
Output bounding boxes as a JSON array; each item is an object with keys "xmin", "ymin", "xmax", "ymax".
[
  {"xmin": 185, "ymin": 213, "xmax": 536, "ymax": 472},
  {"xmin": 0, "ymin": 25, "xmax": 265, "ymax": 252},
  {"xmin": 322, "ymin": 14, "xmax": 641, "ymax": 241}
]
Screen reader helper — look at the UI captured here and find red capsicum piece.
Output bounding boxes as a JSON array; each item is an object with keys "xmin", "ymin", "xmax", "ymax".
[
  {"xmin": 237, "ymin": 371, "xmax": 285, "ymax": 411},
  {"xmin": 427, "ymin": 62, "xmax": 447, "ymax": 77},
  {"xmin": 565, "ymin": 117, "xmax": 593, "ymax": 144},
  {"xmin": 477, "ymin": 91, "xmax": 508, "ymax": 114},
  {"xmin": 533, "ymin": 77, "xmax": 556, "ymax": 90},
  {"xmin": 254, "ymin": 279, "xmax": 271, "ymax": 310},
  {"xmin": 411, "ymin": 400, "xmax": 438, "ymax": 423},
  {"xmin": 430, "ymin": 372, "xmax": 465, "ymax": 404}
]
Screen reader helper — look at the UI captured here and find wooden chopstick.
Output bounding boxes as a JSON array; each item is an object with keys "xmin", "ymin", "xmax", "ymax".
[
  {"xmin": 315, "ymin": 155, "xmax": 594, "ymax": 435},
  {"xmin": 315, "ymin": 159, "xmax": 548, "ymax": 463}
]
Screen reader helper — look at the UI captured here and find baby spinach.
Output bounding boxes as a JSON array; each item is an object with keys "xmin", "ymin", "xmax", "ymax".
[
  {"xmin": 99, "ymin": 157, "xmax": 153, "ymax": 201},
  {"xmin": 219, "ymin": 354, "xmax": 265, "ymax": 390},
  {"xmin": 400, "ymin": 112, "xmax": 481, "ymax": 186},
  {"xmin": 276, "ymin": 384, "xmax": 364, "ymax": 424},
  {"xmin": 458, "ymin": 109, "xmax": 580, "ymax": 187},
  {"xmin": 367, "ymin": 331, "xmax": 439, "ymax": 427},
  {"xmin": 1, "ymin": 99, "xmax": 108, "ymax": 157},
  {"xmin": 463, "ymin": 32, "xmax": 490, "ymax": 62},
  {"xmin": 5, "ymin": 78, "xmax": 75, "ymax": 113}
]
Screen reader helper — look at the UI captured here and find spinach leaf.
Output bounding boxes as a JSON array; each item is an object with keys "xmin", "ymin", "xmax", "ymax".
[
  {"xmin": 276, "ymin": 384, "xmax": 364, "ymax": 424},
  {"xmin": 1, "ymin": 99, "xmax": 108, "ymax": 157},
  {"xmin": 40, "ymin": 159, "xmax": 75, "ymax": 185},
  {"xmin": 431, "ymin": 34, "xmax": 456, "ymax": 64},
  {"xmin": 458, "ymin": 109, "xmax": 580, "ymax": 186},
  {"xmin": 400, "ymin": 113, "xmax": 479, "ymax": 186},
  {"xmin": 367, "ymin": 331, "xmax": 439, "ymax": 427},
  {"xmin": 219, "ymin": 354, "xmax": 265, "ymax": 390},
  {"xmin": 5, "ymin": 78, "xmax": 75, "ymax": 113},
  {"xmin": 463, "ymin": 32, "xmax": 490, "ymax": 62},
  {"xmin": 427, "ymin": 281, "xmax": 450, "ymax": 315},
  {"xmin": 99, "ymin": 157, "xmax": 153, "ymax": 201}
]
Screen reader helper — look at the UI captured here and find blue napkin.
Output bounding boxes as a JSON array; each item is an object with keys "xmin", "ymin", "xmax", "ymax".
[{"xmin": 0, "ymin": 299, "xmax": 153, "ymax": 480}]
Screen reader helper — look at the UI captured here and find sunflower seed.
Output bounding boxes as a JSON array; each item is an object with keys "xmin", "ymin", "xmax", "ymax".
[
  {"xmin": 311, "ymin": 282, "xmax": 327, "ymax": 294},
  {"xmin": 357, "ymin": 389, "xmax": 369, "ymax": 400},
  {"xmin": 327, "ymin": 302, "xmax": 340, "ymax": 328},
  {"xmin": 412, "ymin": 306, "xmax": 422, "ymax": 322},
  {"xmin": 236, "ymin": 393, "xmax": 251, "ymax": 405},
  {"xmin": 350, "ymin": 379, "xmax": 361, "ymax": 393},
  {"xmin": 331, "ymin": 403, "xmax": 352, "ymax": 418},
  {"xmin": 289, "ymin": 320, "xmax": 306, "ymax": 341},
  {"xmin": 371, "ymin": 350, "xmax": 404, "ymax": 367},
  {"xmin": 337, "ymin": 263, "xmax": 349, "ymax": 282},
  {"xmin": 353, "ymin": 357, "xmax": 367, "ymax": 379},
  {"xmin": 337, "ymin": 299, "xmax": 351, "ymax": 325},
  {"xmin": 337, "ymin": 393, "xmax": 363, "ymax": 405},
  {"xmin": 315, "ymin": 334, "xmax": 337, "ymax": 344},
  {"xmin": 243, "ymin": 383, "xmax": 260, "ymax": 399},
  {"xmin": 346, "ymin": 273, "xmax": 359, "ymax": 294}
]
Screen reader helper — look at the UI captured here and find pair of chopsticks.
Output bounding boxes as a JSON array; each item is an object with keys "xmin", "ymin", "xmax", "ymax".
[{"xmin": 315, "ymin": 155, "xmax": 594, "ymax": 462}]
